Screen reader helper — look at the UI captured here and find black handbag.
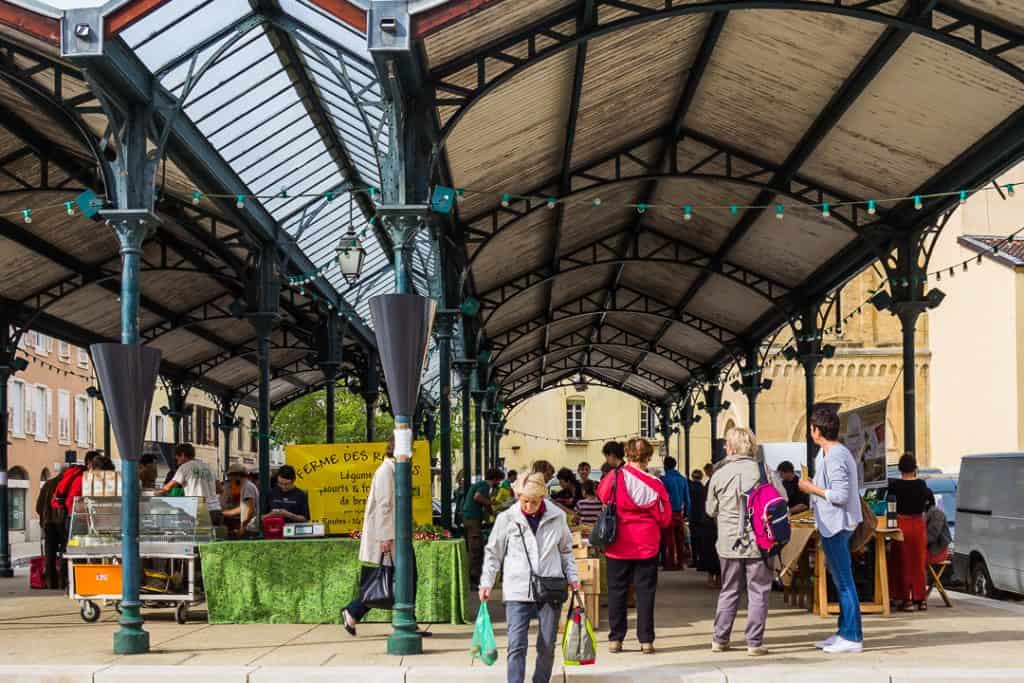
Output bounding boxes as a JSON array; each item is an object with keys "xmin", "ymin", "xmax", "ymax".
[
  {"xmin": 589, "ymin": 468, "xmax": 619, "ymax": 549},
  {"xmin": 358, "ymin": 552, "xmax": 395, "ymax": 609},
  {"xmin": 518, "ymin": 527, "xmax": 568, "ymax": 604}
]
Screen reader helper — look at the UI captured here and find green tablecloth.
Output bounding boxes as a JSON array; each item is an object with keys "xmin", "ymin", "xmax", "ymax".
[{"xmin": 199, "ymin": 538, "xmax": 469, "ymax": 625}]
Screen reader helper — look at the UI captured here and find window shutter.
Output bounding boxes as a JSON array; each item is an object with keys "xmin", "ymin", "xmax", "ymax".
[{"xmin": 46, "ymin": 388, "xmax": 52, "ymax": 437}]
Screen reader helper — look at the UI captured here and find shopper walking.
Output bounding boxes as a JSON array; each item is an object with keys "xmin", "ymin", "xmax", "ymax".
[
  {"xmin": 36, "ymin": 465, "xmax": 66, "ymax": 589},
  {"xmin": 799, "ymin": 404, "xmax": 864, "ymax": 654},
  {"xmin": 707, "ymin": 427, "xmax": 786, "ymax": 656},
  {"xmin": 886, "ymin": 452, "xmax": 931, "ymax": 611},
  {"xmin": 480, "ymin": 473, "xmax": 580, "ymax": 683},
  {"xmin": 598, "ymin": 437, "xmax": 672, "ymax": 654},
  {"xmin": 660, "ymin": 456, "xmax": 690, "ymax": 570}
]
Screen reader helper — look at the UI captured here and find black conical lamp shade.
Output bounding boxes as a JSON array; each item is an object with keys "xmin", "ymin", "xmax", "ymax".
[
  {"xmin": 90, "ymin": 343, "xmax": 161, "ymax": 461},
  {"xmin": 369, "ymin": 294, "xmax": 436, "ymax": 417}
]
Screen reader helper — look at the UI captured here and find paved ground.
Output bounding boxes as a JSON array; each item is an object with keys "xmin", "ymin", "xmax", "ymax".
[{"xmin": 1, "ymin": 563, "xmax": 1023, "ymax": 682}]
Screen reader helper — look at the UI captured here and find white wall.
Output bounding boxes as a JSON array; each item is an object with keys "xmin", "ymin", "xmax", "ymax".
[{"xmin": 929, "ymin": 163, "xmax": 1024, "ymax": 471}]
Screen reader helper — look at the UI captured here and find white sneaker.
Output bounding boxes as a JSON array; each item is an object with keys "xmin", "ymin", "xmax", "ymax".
[
  {"xmin": 815, "ymin": 634, "xmax": 839, "ymax": 649},
  {"xmin": 823, "ymin": 636, "xmax": 863, "ymax": 654}
]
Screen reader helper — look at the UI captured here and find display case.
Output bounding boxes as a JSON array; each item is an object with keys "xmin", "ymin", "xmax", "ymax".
[
  {"xmin": 66, "ymin": 496, "xmax": 215, "ymax": 558},
  {"xmin": 64, "ymin": 496, "xmax": 213, "ymax": 624}
]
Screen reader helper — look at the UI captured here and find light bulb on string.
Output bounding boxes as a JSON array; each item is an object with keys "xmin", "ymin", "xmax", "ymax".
[
  {"xmin": 867, "ymin": 200, "xmax": 876, "ymax": 215},
  {"xmin": 636, "ymin": 203, "xmax": 648, "ymax": 214},
  {"xmin": 22, "ymin": 209, "xmax": 30, "ymax": 224},
  {"xmin": 65, "ymin": 201, "xmax": 75, "ymax": 216},
  {"xmin": 1007, "ymin": 183, "xmax": 1015, "ymax": 198},
  {"xmin": 963, "ymin": 261, "xmax": 968, "ymax": 273},
  {"xmin": 683, "ymin": 205, "xmax": 693, "ymax": 221},
  {"xmin": 914, "ymin": 195, "xmax": 923, "ymax": 210},
  {"xmin": 592, "ymin": 198, "xmax": 602, "ymax": 207},
  {"xmin": 192, "ymin": 191, "xmax": 202, "ymax": 206},
  {"xmin": 821, "ymin": 203, "xmax": 830, "ymax": 218},
  {"xmin": 546, "ymin": 197, "xmax": 557, "ymax": 210},
  {"xmin": 977, "ymin": 254, "xmax": 982, "ymax": 264},
  {"xmin": 501, "ymin": 193, "xmax": 510, "ymax": 208},
  {"xmin": 730, "ymin": 205, "xmax": 738, "ymax": 216},
  {"xmin": 236, "ymin": 195, "xmax": 245, "ymax": 209},
  {"xmin": 775, "ymin": 204, "xmax": 784, "ymax": 220},
  {"xmin": 959, "ymin": 190, "xmax": 968, "ymax": 205},
  {"xmin": 456, "ymin": 188, "xmax": 466, "ymax": 202}
]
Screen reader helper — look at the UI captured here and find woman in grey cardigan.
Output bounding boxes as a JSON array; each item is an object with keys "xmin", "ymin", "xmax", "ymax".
[
  {"xmin": 799, "ymin": 404, "xmax": 865, "ymax": 654},
  {"xmin": 480, "ymin": 473, "xmax": 580, "ymax": 683},
  {"xmin": 707, "ymin": 427, "xmax": 785, "ymax": 656}
]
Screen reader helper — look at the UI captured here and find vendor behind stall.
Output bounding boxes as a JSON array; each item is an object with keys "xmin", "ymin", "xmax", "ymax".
[
  {"xmin": 222, "ymin": 463, "xmax": 259, "ymax": 538},
  {"xmin": 263, "ymin": 464, "xmax": 309, "ymax": 523}
]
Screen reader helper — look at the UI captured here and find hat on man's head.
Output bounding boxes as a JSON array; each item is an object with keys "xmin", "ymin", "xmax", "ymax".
[{"xmin": 227, "ymin": 463, "xmax": 247, "ymax": 476}]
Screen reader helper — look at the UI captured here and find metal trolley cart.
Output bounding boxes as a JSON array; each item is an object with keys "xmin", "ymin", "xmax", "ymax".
[{"xmin": 64, "ymin": 495, "xmax": 215, "ymax": 624}]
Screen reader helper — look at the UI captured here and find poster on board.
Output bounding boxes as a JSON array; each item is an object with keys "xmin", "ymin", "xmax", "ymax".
[
  {"xmin": 838, "ymin": 399, "xmax": 888, "ymax": 489},
  {"xmin": 285, "ymin": 440, "xmax": 432, "ymax": 535}
]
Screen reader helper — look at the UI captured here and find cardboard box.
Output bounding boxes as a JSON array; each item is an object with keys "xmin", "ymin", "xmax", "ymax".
[{"xmin": 577, "ymin": 558, "xmax": 601, "ymax": 585}]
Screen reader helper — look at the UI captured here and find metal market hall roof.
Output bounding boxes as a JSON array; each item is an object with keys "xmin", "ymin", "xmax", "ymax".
[
  {"xmin": 407, "ymin": 0, "xmax": 1024, "ymax": 408},
  {"xmin": 0, "ymin": 0, "xmax": 1022, "ymax": 415}
]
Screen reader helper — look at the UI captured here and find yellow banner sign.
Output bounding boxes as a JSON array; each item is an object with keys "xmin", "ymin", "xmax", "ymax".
[{"xmin": 285, "ymin": 441, "xmax": 432, "ymax": 535}]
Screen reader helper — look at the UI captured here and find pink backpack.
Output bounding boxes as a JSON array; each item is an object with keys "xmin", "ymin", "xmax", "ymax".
[{"xmin": 736, "ymin": 461, "xmax": 791, "ymax": 558}]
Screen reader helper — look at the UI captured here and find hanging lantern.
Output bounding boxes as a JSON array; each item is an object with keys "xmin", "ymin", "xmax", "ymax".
[{"xmin": 335, "ymin": 201, "xmax": 366, "ymax": 284}]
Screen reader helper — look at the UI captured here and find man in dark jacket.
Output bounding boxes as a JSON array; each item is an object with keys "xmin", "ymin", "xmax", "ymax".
[{"xmin": 36, "ymin": 467, "xmax": 67, "ymax": 589}]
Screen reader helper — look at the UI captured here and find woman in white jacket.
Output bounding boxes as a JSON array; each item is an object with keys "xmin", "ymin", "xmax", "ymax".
[{"xmin": 480, "ymin": 473, "xmax": 580, "ymax": 683}]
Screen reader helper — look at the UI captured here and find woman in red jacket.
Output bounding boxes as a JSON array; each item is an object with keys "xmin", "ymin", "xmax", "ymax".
[{"xmin": 598, "ymin": 437, "xmax": 672, "ymax": 654}]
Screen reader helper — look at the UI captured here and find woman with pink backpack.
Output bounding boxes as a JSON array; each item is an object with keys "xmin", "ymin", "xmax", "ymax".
[{"xmin": 707, "ymin": 427, "xmax": 787, "ymax": 656}]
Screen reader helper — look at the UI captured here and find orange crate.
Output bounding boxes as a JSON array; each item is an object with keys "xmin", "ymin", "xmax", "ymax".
[{"xmin": 74, "ymin": 564, "xmax": 122, "ymax": 596}]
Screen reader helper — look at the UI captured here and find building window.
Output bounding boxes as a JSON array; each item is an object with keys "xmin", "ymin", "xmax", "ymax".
[
  {"xmin": 7, "ymin": 487, "xmax": 25, "ymax": 532},
  {"xmin": 8, "ymin": 379, "xmax": 24, "ymax": 437},
  {"xmin": 75, "ymin": 395, "xmax": 90, "ymax": 447},
  {"xmin": 250, "ymin": 419, "xmax": 257, "ymax": 452},
  {"xmin": 33, "ymin": 385, "xmax": 49, "ymax": 442},
  {"xmin": 58, "ymin": 390, "xmax": 71, "ymax": 443},
  {"xmin": 152, "ymin": 415, "xmax": 165, "ymax": 442},
  {"xmin": 640, "ymin": 404, "xmax": 657, "ymax": 439},
  {"xmin": 237, "ymin": 422, "xmax": 244, "ymax": 451},
  {"xmin": 33, "ymin": 333, "xmax": 50, "ymax": 356},
  {"xmin": 58, "ymin": 341, "xmax": 71, "ymax": 362},
  {"xmin": 566, "ymin": 399, "xmax": 585, "ymax": 441},
  {"xmin": 182, "ymin": 404, "xmax": 193, "ymax": 443},
  {"xmin": 77, "ymin": 348, "xmax": 89, "ymax": 369}
]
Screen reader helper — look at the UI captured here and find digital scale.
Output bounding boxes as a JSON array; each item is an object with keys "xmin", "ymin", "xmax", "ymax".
[{"xmin": 283, "ymin": 522, "xmax": 325, "ymax": 538}]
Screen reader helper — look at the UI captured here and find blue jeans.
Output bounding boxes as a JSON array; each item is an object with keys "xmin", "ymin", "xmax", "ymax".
[
  {"xmin": 506, "ymin": 601, "xmax": 560, "ymax": 683},
  {"xmin": 821, "ymin": 529, "xmax": 863, "ymax": 642}
]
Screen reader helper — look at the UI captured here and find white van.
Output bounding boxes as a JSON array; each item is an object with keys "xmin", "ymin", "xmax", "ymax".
[{"xmin": 954, "ymin": 453, "xmax": 1024, "ymax": 598}]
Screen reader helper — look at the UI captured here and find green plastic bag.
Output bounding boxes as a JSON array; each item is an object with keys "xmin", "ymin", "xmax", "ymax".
[
  {"xmin": 470, "ymin": 602, "xmax": 499, "ymax": 666},
  {"xmin": 562, "ymin": 592, "xmax": 597, "ymax": 666}
]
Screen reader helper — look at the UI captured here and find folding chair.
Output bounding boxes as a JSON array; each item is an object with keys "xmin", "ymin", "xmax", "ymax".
[{"xmin": 926, "ymin": 561, "xmax": 953, "ymax": 608}]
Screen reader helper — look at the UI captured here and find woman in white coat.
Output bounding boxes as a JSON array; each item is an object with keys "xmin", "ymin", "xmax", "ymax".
[
  {"xmin": 480, "ymin": 473, "xmax": 580, "ymax": 683},
  {"xmin": 342, "ymin": 449, "xmax": 395, "ymax": 634}
]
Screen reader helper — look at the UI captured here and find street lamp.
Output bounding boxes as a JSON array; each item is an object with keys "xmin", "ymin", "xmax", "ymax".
[{"xmin": 335, "ymin": 203, "xmax": 366, "ymax": 284}]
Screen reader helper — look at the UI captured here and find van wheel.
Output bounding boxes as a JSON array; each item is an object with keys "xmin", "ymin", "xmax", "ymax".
[{"xmin": 970, "ymin": 557, "xmax": 997, "ymax": 598}]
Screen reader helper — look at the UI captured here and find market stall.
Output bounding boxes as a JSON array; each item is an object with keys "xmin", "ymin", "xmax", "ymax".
[
  {"xmin": 780, "ymin": 515, "xmax": 904, "ymax": 617},
  {"xmin": 199, "ymin": 536, "xmax": 468, "ymax": 624}
]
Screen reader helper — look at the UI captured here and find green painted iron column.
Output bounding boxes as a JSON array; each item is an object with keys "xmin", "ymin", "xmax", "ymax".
[
  {"xmin": 383, "ymin": 212, "xmax": 424, "ymax": 656},
  {"xmin": 110, "ymin": 212, "xmax": 156, "ymax": 655},
  {"xmin": 216, "ymin": 396, "xmax": 237, "ymax": 477},
  {"xmin": 435, "ymin": 313, "xmax": 454, "ymax": 529},
  {"xmin": 454, "ymin": 359, "xmax": 475, "ymax": 491}
]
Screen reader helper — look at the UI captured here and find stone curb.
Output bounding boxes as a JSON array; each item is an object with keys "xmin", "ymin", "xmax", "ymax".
[{"xmin": 1, "ymin": 665, "xmax": 1022, "ymax": 682}]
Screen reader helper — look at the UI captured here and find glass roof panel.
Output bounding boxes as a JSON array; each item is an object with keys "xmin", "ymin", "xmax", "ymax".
[
  {"xmin": 122, "ymin": 0, "xmax": 253, "ymax": 67},
  {"xmin": 118, "ymin": 0, "xmax": 441, "ymax": 401}
]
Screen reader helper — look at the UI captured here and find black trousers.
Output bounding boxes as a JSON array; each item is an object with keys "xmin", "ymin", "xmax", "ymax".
[
  {"xmin": 607, "ymin": 555, "xmax": 659, "ymax": 644},
  {"xmin": 43, "ymin": 521, "xmax": 66, "ymax": 589}
]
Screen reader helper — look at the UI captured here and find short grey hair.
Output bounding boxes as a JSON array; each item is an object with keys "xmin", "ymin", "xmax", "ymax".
[{"xmin": 725, "ymin": 426, "xmax": 757, "ymax": 458}]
